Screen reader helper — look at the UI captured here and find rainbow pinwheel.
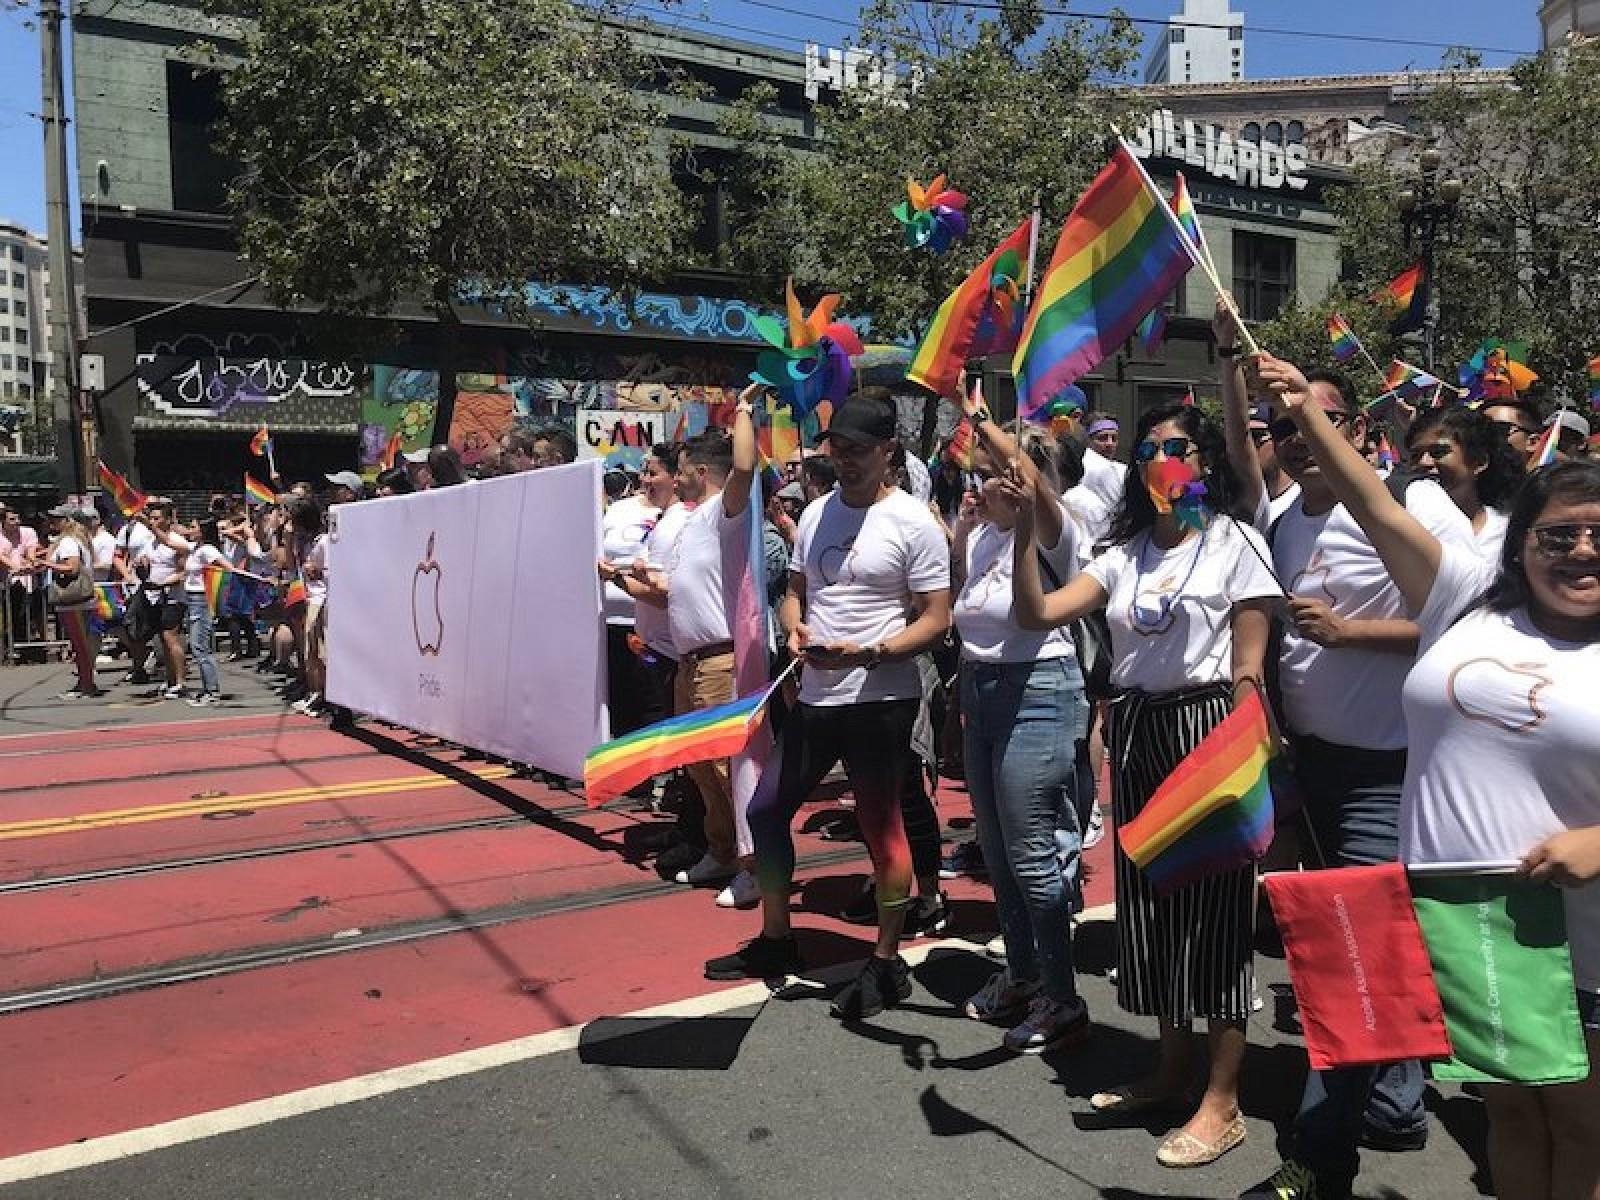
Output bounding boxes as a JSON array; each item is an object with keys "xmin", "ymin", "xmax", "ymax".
[
  {"xmin": 970, "ymin": 247, "xmax": 1026, "ymax": 359},
  {"xmin": 893, "ymin": 175, "xmax": 970, "ymax": 253},
  {"xmin": 1459, "ymin": 339, "xmax": 1539, "ymax": 403},
  {"xmin": 749, "ymin": 279, "xmax": 864, "ymax": 418},
  {"xmin": 1147, "ymin": 459, "xmax": 1209, "ymax": 531}
]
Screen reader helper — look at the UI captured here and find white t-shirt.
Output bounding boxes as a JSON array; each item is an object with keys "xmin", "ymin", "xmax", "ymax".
[
  {"xmin": 636, "ymin": 502, "xmax": 690, "ymax": 659},
  {"xmin": 956, "ymin": 507, "xmax": 1081, "ymax": 664},
  {"xmin": 791, "ymin": 487, "xmax": 950, "ymax": 706},
  {"xmin": 1080, "ymin": 447, "xmax": 1126, "ymax": 512},
  {"xmin": 600, "ymin": 495, "xmax": 661, "ymax": 627},
  {"xmin": 1265, "ymin": 479, "xmax": 1473, "ymax": 750},
  {"xmin": 49, "ymin": 537, "xmax": 92, "ymax": 611},
  {"xmin": 1084, "ymin": 517, "xmax": 1281, "ymax": 694},
  {"xmin": 303, "ymin": 535, "xmax": 329, "ymax": 603},
  {"xmin": 183, "ymin": 544, "xmax": 228, "ymax": 594},
  {"xmin": 1401, "ymin": 544, "xmax": 1600, "ymax": 994},
  {"xmin": 667, "ymin": 491, "xmax": 746, "ymax": 656},
  {"xmin": 1064, "ymin": 484, "xmax": 1114, "ymax": 549},
  {"xmin": 90, "ymin": 529, "xmax": 117, "ymax": 577},
  {"xmin": 146, "ymin": 532, "xmax": 191, "ymax": 588},
  {"xmin": 1474, "ymin": 507, "xmax": 1509, "ymax": 563},
  {"xmin": 116, "ymin": 521, "xmax": 156, "ymax": 576}
]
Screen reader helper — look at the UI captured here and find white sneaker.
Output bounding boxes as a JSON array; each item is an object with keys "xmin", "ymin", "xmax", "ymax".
[
  {"xmin": 715, "ymin": 870, "xmax": 760, "ymax": 909},
  {"xmin": 291, "ymin": 692, "xmax": 322, "ymax": 714},
  {"xmin": 985, "ymin": 934, "xmax": 1008, "ymax": 961},
  {"xmin": 963, "ymin": 969, "xmax": 1036, "ymax": 1022},
  {"xmin": 674, "ymin": 852, "xmax": 736, "ymax": 887},
  {"xmin": 1003, "ymin": 994, "xmax": 1089, "ymax": 1054},
  {"xmin": 1082, "ymin": 803, "xmax": 1105, "ymax": 850}
]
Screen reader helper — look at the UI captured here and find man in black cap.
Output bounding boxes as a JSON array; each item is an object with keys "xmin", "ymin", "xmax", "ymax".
[{"xmin": 704, "ymin": 387, "xmax": 952, "ymax": 1019}]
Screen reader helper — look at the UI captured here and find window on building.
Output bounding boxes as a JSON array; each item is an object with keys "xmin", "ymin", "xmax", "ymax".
[
  {"xmin": 9, "ymin": 273, "xmax": 21, "ymax": 289},
  {"xmin": 0, "ymin": 327, "xmax": 10, "ymax": 342},
  {"xmin": 1265, "ymin": 121, "xmax": 1283, "ymax": 145},
  {"xmin": 1241, "ymin": 122, "xmax": 1261, "ymax": 143},
  {"xmin": 1234, "ymin": 231, "xmax": 1296, "ymax": 322},
  {"xmin": 8, "ymin": 246, "xmax": 21, "ymax": 262},
  {"xmin": 1229, "ymin": 25, "xmax": 1243, "ymax": 40},
  {"xmin": 0, "ymin": 299, "xmax": 8, "ymax": 315},
  {"xmin": 1170, "ymin": 26, "xmax": 1186, "ymax": 42},
  {"xmin": 14, "ymin": 329, "xmax": 26, "ymax": 346},
  {"xmin": 18, "ymin": 357, "xmax": 31, "ymax": 375},
  {"xmin": 167, "ymin": 62, "xmax": 237, "ymax": 213},
  {"xmin": 17, "ymin": 382, "xmax": 31, "ymax": 400},
  {"xmin": 0, "ymin": 355, "xmax": 11, "ymax": 371},
  {"xmin": 1287, "ymin": 119, "xmax": 1305, "ymax": 143},
  {"xmin": 14, "ymin": 301, "xmax": 24, "ymax": 318}
]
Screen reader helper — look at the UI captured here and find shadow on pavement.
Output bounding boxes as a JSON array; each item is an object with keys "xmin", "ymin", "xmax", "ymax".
[{"xmin": 578, "ymin": 1014, "xmax": 757, "ymax": 1071}]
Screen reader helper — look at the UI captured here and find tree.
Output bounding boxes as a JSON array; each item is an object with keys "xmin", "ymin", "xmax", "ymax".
[
  {"xmin": 712, "ymin": 0, "xmax": 1146, "ymax": 342},
  {"xmin": 1299, "ymin": 45, "xmax": 1600, "ymax": 407},
  {"xmin": 211, "ymin": 0, "xmax": 691, "ymax": 438}
]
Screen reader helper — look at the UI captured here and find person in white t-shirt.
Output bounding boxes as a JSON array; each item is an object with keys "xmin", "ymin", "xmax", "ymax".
[
  {"xmin": 705, "ymin": 390, "xmax": 952, "ymax": 1021},
  {"xmin": 952, "ymin": 409, "xmax": 1092, "ymax": 1056},
  {"xmin": 1253, "ymin": 357, "xmax": 1600, "ymax": 1200},
  {"xmin": 180, "ymin": 518, "xmax": 229, "ymax": 706},
  {"xmin": 1080, "ymin": 417, "xmax": 1127, "ymax": 513},
  {"xmin": 294, "ymin": 499, "xmax": 331, "ymax": 716},
  {"xmin": 85, "ymin": 511, "xmax": 116, "ymax": 581},
  {"xmin": 136, "ymin": 500, "xmax": 194, "ymax": 699},
  {"xmin": 655, "ymin": 398, "xmax": 760, "ymax": 905},
  {"xmin": 1249, "ymin": 404, "xmax": 1301, "ymax": 525},
  {"xmin": 1401, "ymin": 405, "xmax": 1523, "ymax": 562},
  {"xmin": 39, "ymin": 507, "xmax": 101, "ymax": 698},
  {"xmin": 1012, "ymin": 401, "xmax": 1280, "ymax": 1171}
]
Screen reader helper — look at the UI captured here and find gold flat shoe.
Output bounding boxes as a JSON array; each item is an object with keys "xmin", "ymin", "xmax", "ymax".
[{"xmin": 1155, "ymin": 1116, "xmax": 1248, "ymax": 1168}]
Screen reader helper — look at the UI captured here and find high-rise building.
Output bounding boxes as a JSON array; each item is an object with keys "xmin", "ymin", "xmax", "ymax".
[
  {"xmin": 0, "ymin": 223, "xmax": 73, "ymax": 454},
  {"xmin": 1144, "ymin": 0, "xmax": 1245, "ymax": 85},
  {"xmin": 1540, "ymin": 0, "xmax": 1600, "ymax": 47}
]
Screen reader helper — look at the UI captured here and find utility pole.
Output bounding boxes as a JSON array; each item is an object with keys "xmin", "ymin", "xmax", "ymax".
[{"xmin": 40, "ymin": 0, "xmax": 83, "ymax": 491}]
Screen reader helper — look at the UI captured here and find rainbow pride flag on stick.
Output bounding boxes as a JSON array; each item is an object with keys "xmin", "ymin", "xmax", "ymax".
[
  {"xmin": 245, "ymin": 474, "xmax": 276, "ymax": 507},
  {"xmin": 1012, "ymin": 143, "xmax": 1198, "ymax": 418},
  {"xmin": 1326, "ymin": 314, "xmax": 1362, "ymax": 364},
  {"xmin": 96, "ymin": 460, "xmax": 147, "ymax": 518},
  {"xmin": 202, "ymin": 563, "xmax": 230, "ymax": 615},
  {"xmin": 585, "ymin": 678, "xmax": 783, "ymax": 809},
  {"xmin": 93, "ymin": 583, "xmax": 124, "ymax": 622},
  {"xmin": 905, "ymin": 215, "xmax": 1036, "ymax": 399},
  {"xmin": 1118, "ymin": 690, "xmax": 1276, "ymax": 895}
]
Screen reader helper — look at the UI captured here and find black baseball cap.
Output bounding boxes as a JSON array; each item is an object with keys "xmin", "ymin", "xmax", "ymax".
[{"xmin": 816, "ymin": 394, "xmax": 897, "ymax": 447}]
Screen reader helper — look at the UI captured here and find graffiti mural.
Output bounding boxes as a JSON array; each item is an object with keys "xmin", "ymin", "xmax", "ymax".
[
  {"xmin": 136, "ymin": 333, "xmax": 361, "ymax": 421},
  {"xmin": 518, "ymin": 284, "xmax": 769, "ymax": 342}
]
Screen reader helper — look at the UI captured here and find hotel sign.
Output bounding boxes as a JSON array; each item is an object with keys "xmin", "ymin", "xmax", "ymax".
[{"xmin": 1130, "ymin": 108, "xmax": 1309, "ymax": 193}]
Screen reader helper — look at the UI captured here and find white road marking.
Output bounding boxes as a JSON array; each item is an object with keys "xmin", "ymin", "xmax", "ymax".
[{"xmin": 0, "ymin": 918, "xmax": 1113, "ymax": 1186}]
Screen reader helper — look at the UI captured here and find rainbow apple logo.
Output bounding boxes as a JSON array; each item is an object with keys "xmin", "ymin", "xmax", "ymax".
[
  {"xmin": 1446, "ymin": 657, "xmax": 1551, "ymax": 734},
  {"xmin": 412, "ymin": 531, "xmax": 444, "ymax": 657}
]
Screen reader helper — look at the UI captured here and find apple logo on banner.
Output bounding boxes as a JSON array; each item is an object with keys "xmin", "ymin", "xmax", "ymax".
[
  {"xmin": 1446, "ymin": 658, "xmax": 1552, "ymax": 734},
  {"xmin": 412, "ymin": 531, "xmax": 445, "ymax": 657}
]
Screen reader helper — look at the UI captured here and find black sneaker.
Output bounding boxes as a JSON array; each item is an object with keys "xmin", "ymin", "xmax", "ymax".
[
  {"xmin": 902, "ymin": 891, "xmax": 950, "ymax": 939},
  {"xmin": 830, "ymin": 955, "xmax": 912, "ymax": 1019},
  {"xmin": 655, "ymin": 840, "xmax": 705, "ymax": 880},
  {"xmin": 1239, "ymin": 1159, "xmax": 1351, "ymax": 1200},
  {"xmin": 1359, "ymin": 1124, "xmax": 1427, "ymax": 1153},
  {"xmin": 938, "ymin": 839, "xmax": 986, "ymax": 880},
  {"xmin": 122, "ymin": 669, "xmax": 151, "ymax": 686},
  {"xmin": 839, "ymin": 880, "xmax": 877, "ymax": 925},
  {"xmin": 704, "ymin": 935, "xmax": 802, "ymax": 982}
]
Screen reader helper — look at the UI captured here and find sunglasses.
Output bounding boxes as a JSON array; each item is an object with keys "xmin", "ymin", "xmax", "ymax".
[
  {"xmin": 1528, "ymin": 523, "xmax": 1599, "ymax": 557},
  {"xmin": 1405, "ymin": 442, "xmax": 1454, "ymax": 466},
  {"xmin": 1269, "ymin": 410, "xmax": 1351, "ymax": 443},
  {"xmin": 1133, "ymin": 437, "xmax": 1198, "ymax": 464},
  {"xmin": 1490, "ymin": 419, "xmax": 1538, "ymax": 439}
]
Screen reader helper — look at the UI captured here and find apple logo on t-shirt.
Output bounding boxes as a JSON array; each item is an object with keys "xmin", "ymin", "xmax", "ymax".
[
  {"xmin": 1290, "ymin": 549, "xmax": 1338, "ymax": 605},
  {"xmin": 817, "ymin": 538, "xmax": 856, "ymax": 587},
  {"xmin": 1445, "ymin": 657, "xmax": 1551, "ymax": 734}
]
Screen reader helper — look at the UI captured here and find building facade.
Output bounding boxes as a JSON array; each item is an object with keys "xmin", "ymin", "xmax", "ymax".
[
  {"xmin": 1143, "ymin": 0, "xmax": 1245, "ymax": 85},
  {"xmin": 1541, "ymin": 0, "xmax": 1600, "ymax": 46},
  {"xmin": 0, "ymin": 222, "xmax": 80, "ymax": 455}
]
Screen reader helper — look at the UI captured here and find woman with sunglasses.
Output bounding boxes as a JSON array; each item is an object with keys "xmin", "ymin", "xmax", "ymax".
[
  {"xmin": 1011, "ymin": 402, "xmax": 1281, "ymax": 1169},
  {"xmin": 1402, "ymin": 406, "xmax": 1525, "ymax": 561},
  {"xmin": 952, "ymin": 402, "xmax": 1092, "ymax": 1055},
  {"xmin": 1256, "ymin": 353, "xmax": 1600, "ymax": 1200}
]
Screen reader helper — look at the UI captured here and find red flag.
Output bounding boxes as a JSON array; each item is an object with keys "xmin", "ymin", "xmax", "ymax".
[{"xmin": 1263, "ymin": 864, "xmax": 1451, "ymax": 1070}]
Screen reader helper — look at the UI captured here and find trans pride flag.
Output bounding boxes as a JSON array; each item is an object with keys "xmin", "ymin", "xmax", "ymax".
[{"xmin": 1012, "ymin": 144, "xmax": 1197, "ymax": 417}]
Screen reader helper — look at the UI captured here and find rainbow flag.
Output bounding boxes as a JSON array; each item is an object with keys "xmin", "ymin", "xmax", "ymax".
[
  {"xmin": 1378, "ymin": 263, "xmax": 1426, "ymax": 334},
  {"xmin": 1012, "ymin": 144, "xmax": 1197, "ymax": 418},
  {"xmin": 244, "ymin": 474, "xmax": 276, "ymax": 507},
  {"xmin": 1376, "ymin": 359, "xmax": 1444, "ymax": 402},
  {"xmin": 1171, "ymin": 172, "xmax": 1212, "ymax": 269},
  {"xmin": 906, "ymin": 215, "xmax": 1035, "ymax": 399},
  {"xmin": 1588, "ymin": 356, "xmax": 1600, "ymax": 410},
  {"xmin": 1531, "ymin": 419, "xmax": 1561, "ymax": 469},
  {"xmin": 585, "ymin": 683, "xmax": 777, "ymax": 809},
  {"xmin": 93, "ymin": 583, "xmax": 124, "ymax": 622},
  {"xmin": 249, "ymin": 425, "xmax": 272, "ymax": 457},
  {"xmin": 1375, "ymin": 432, "xmax": 1398, "ymax": 470},
  {"xmin": 767, "ymin": 405, "xmax": 800, "ymax": 468},
  {"xmin": 1118, "ymin": 690, "xmax": 1276, "ymax": 895},
  {"xmin": 1136, "ymin": 306, "xmax": 1167, "ymax": 355},
  {"xmin": 202, "ymin": 563, "xmax": 230, "ymax": 615},
  {"xmin": 1326, "ymin": 314, "xmax": 1362, "ymax": 364},
  {"xmin": 96, "ymin": 460, "xmax": 147, "ymax": 518},
  {"xmin": 282, "ymin": 577, "xmax": 309, "ymax": 609},
  {"xmin": 943, "ymin": 417, "xmax": 977, "ymax": 471}
]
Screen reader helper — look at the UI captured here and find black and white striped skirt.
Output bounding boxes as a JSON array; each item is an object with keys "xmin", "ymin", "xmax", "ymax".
[{"xmin": 1106, "ymin": 683, "xmax": 1255, "ymax": 1025}]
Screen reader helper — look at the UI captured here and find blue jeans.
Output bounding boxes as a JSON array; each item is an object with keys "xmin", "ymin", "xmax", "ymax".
[
  {"xmin": 1290, "ymin": 735, "xmax": 1427, "ymax": 1185},
  {"xmin": 186, "ymin": 592, "xmax": 219, "ymax": 695},
  {"xmin": 961, "ymin": 657, "xmax": 1089, "ymax": 1003}
]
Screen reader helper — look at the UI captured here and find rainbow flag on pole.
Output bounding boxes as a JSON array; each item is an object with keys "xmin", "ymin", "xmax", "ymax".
[
  {"xmin": 202, "ymin": 563, "xmax": 230, "ymax": 615},
  {"xmin": 905, "ymin": 215, "xmax": 1036, "ymax": 399},
  {"xmin": 282, "ymin": 577, "xmax": 309, "ymax": 609},
  {"xmin": 1587, "ymin": 356, "xmax": 1600, "ymax": 410},
  {"xmin": 1530, "ymin": 418, "xmax": 1562, "ymax": 469},
  {"xmin": 1326, "ymin": 314, "xmax": 1362, "ymax": 364},
  {"xmin": 585, "ymin": 683, "xmax": 778, "ymax": 809},
  {"xmin": 96, "ymin": 460, "xmax": 148, "ymax": 518},
  {"xmin": 1012, "ymin": 143, "xmax": 1198, "ymax": 418},
  {"xmin": 1171, "ymin": 172, "xmax": 1212, "ymax": 271},
  {"xmin": 92, "ymin": 583, "xmax": 124, "ymax": 622},
  {"xmin": 249, "ymin": 425, "xmax": 272, "ymax": 457},
  {"xmin": 1118, "ymin": 690, "xmax": 1276, "ymax": 895},
  {"xmin": 244, "ymin": 474, "xmax": 276, "ymax": 507}
]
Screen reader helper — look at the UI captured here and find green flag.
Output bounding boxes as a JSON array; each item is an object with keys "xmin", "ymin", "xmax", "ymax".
[{"xmin": 1411, "ymin": 872, "xmax": 1591, "ymax": 1085}]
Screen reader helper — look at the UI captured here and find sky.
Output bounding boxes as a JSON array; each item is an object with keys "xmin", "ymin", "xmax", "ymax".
[{"xmin": 0, "ymin": 0, "xmax": 1541, "ymax": 240}]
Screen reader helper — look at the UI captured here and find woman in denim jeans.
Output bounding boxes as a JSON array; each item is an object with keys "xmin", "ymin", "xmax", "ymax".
[
  {"xmin": 180, "ymin": 518, "xmax": 228, "ymax": 707},
  {"xmin": 953, "ymin": 404, "xmax": 1092, "ymax": 1056}
]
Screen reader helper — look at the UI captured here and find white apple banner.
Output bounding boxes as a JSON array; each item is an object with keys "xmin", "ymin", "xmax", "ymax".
[{"xmin": 326, "ymin": 461, "xmax": 608, "ymax": 777}]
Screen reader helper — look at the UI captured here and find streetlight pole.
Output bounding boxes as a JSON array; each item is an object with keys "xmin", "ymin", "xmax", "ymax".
[
  {"xmin": 40, "ymin": 0, "xmax": 82, "ymax": 491},
  {"xmin": 1397, "ymin": 147, "xmax": 1462, "ymax": 372}
]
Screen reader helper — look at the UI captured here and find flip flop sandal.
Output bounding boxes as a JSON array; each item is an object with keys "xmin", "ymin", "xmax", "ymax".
[
  {"xmin": 1088, "ymin": 1086, "xmax": 1189, "ymax": 1115},
  {"xmin": 1155, "ymin": 1116, "xmax": 1248, "ymax": 1168}
]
